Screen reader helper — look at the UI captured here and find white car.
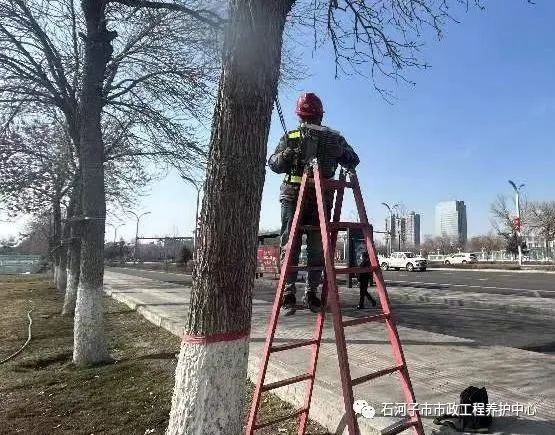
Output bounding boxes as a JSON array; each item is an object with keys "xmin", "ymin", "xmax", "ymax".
[
  {"xmin": 444, "ymin": 253, "xmax": 477, "ymax": 265},
  {"xmin": 380, "ymin": 252, "xmax": 427, "ymax": 272}
]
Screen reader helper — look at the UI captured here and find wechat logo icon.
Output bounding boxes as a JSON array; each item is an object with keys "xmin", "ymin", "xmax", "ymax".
[{"xmin": 353, "ymin": 400, "xmax": 376, "ymax": 419}]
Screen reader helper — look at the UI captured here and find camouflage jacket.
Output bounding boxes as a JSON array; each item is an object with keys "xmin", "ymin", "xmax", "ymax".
[{"xmin": 268, "ymin": 123, "xmax": 360, "ymax": 202}]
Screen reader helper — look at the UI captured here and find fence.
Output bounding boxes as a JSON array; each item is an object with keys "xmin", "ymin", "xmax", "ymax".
[
  {"xmin": 0, "ymin": 255, "xmax": 43, "ymax": 274},
  {"xmin": 427, "ymin": 249, "xmax": 554, "ymax": 263}
]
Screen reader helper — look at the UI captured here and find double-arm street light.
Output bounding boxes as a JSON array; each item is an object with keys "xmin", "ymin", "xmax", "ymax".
[
  {"xmin": 181, "ymin": 175, "xmax": 203, "ymax": 256},
  {"xmin": 381, "ymin": 202, "xmax": 399, "ymax": 256},
  {"xmin": 508, "ymin": 180, "xmax": 525, "ymax": 266},
  {"xmin": 127, "ymin": 211, "xmax": 151, "ymax": 261},
  {"xmin": 106, "ymin": 223, "xmax": 125, "ymax": 243}
]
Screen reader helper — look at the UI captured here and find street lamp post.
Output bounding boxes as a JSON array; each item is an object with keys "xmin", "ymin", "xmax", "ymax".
[
  {"xmin": 181, "ymin": 175, "xmax": 203, "ymax": 257},
  {"xmin": 127, "ymin": 211, "xmax": 151, "ymax": 262},
  {"xmin": 107, "ymin": 223, "xmax": 125, "ymax": 243},
  {"xmin": 508, "ymin": 180, "xmax": 525, "ymax": 266},
  {"xmin": 381, "ymin": 202, "xmax": 399, "ymax": 256}
]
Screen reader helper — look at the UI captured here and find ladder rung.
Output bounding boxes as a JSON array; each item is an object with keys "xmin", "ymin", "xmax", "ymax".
[
  {"xmin": 343, "ymin": 313, "xmax": 389, "ymax": 327},
  {"xmin": 351, "ymin": 365, "xmax": 404, "ymax": 386},
  {"xmin": 299, "ymin": 225, "xmax": 320, "ymax": 232},
  {"xmin": 253, "ymin": 407, "xmax": 308, "ymax": 430},
  {"xmin": 289, "ymin": 265, "xmax": 324, "ymax": 272},
  {"xmin": 334, "ymin": 266, "xmax": 373, "ymax": 274},
  {"xmin": 328, "ymin": 222, "xmax": 365, "ymax": 231},
  {"xmin": 271, "ymin": 339, "xmax": 318, "ymax": 353},
  {"xmin": 381, "ymin": 417, "xmax": 418, "ymax": 435},
  {"xmin": 261, "ymin": 373, "xmax": 313, "ymax": 392},
  {"xmin": 325, "ymin": 179, "xmax": 354, "ymax": 190}
]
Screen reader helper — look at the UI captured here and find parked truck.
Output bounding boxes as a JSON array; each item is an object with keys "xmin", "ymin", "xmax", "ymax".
[{"xmin": 379, "ymin": 252, "xmax": 427, "ymax": 272}]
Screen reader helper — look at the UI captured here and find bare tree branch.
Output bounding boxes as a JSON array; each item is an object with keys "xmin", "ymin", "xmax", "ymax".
[{"xmin": 110, "ymin": 0, "xmax": 226, "ymax": 28}]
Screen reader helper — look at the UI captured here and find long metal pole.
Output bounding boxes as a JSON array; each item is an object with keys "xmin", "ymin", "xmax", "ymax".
[
  {"xmin": 134, "ymin": 218, "xmax": 139, "ymax": 260},
  {"xmin": 113, "ymin": 223, "xmax": 124, "ymax": 244},
  {"xmin": 180, "ymin": 176, "xmax": 203, "ymax": 261},
  {"xmin": 382, "ymin": 203, "xmax": 392, "ymax": 256},
  {"xmin": 516, "ymin": 190, "xmax": 522, "ymax": 266},
  {"xmin": 382, "ymin": 202, "xmax": 398, "ymax": 256},
  {"xmin": 127, "ymin": 211, "xmax": 150, "ymax": 263},
  {"xmin": 194, "ymin": 185, "xmax": 200, "ymax": 256},
  {"xmin": 509, "ymin": 180, "xmax": 524, "ymax": 266}
]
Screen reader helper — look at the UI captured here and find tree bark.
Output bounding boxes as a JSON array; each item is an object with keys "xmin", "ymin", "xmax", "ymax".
[
  {"xmin": 62, "ymin": 182, "xmax": 81, "ymax": 316},
  {"xmin": 167, "ymin": 1, "xmax": 293, "ymax": 433},
  {"xmin": 73, "ymin": 0, "xmax": 112, "ymax": 366}
]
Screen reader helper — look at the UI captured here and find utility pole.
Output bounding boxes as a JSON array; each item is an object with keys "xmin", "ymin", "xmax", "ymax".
[
  {"xmin": 127, "ymin": 211, "xmax": 151, "ymax": 262},
  {"xmin": 381, "ymin": 202, "xmax": 399, "ymax": 256},
  {"xmin": 508, "ymin": 180, "xmax": 525, "ymax": 266}
]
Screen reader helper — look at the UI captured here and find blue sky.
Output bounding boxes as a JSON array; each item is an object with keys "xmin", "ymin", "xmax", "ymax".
[
  {"xmin": 266, "ymin": 0, "xmax": 555, "ymax": 240},
  {"xmin": 1, "ymin": 0, "xmax": 554, "ymax": 242}
]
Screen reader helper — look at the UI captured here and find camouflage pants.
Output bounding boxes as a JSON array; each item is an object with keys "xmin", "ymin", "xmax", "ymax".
[{"xmin": 279, "ymin": 198, "xmax": 332, "ymax": 295}]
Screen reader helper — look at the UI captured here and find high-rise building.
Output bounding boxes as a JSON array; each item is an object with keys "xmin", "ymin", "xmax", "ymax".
[
  {"xmin": 384, "ymin": 211, "xmax": 420, "ymax": 251},
  {"xmin": 405, "ymin": 212, "xmax": 421, "ymax": 248},
  {"xmin": 435, "ymin": 200, "xmax": 467, "ymax": 245}
]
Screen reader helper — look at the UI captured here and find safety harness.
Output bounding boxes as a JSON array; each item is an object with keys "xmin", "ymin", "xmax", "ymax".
[{"xmin": 284, "ymin": 129, "xmax": 303, "ymax": 184}]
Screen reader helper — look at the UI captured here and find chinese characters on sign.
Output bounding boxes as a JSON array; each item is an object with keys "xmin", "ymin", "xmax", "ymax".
[
  {"xmin": 256, "ymin": 246, "xmax": 280, "ymax": 273},
  {"xmin": 380, "ymin": 402, "xmax": 537, "ymax": 417},
  {"xmin": 354, "ymin": 401, "xmax": 537, "ymax": 419}
]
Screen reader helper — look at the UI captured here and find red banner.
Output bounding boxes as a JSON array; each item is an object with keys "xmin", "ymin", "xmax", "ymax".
[{"xmin": 257, "ymin": 246, "xmax": 280, "ymax": 273}]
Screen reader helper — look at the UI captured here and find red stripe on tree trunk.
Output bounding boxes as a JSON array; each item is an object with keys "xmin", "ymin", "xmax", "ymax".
[{"xmin": 182, "ymin": 329, "xmax": 250, "ymax": 344}]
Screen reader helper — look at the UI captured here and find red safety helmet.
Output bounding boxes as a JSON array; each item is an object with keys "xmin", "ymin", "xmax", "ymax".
[{"xmin": 295, "ymin": 92, "xmax": 324, "ymax": 118}]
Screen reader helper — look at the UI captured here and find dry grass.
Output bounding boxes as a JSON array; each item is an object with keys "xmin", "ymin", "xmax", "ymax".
[{"xmin": 0, "ymin": 274, "xmax": 328, "ymax": 435}]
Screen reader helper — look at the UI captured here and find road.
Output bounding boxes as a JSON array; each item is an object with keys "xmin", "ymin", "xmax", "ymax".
[
  {"xmin": 382, "ymin": 268, "xmax": 555, "ymax": 298},
  {"xmin": 107, "ymin": 266, "xmax": 555, "ymax": 354}
]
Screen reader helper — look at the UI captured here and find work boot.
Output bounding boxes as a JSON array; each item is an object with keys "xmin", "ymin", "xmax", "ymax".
[
  {"xmin": 365, "ymin": 292, "xmax": 377, "ymax": 307},
  {"xmin": 357, "ymin": 298, "xmax": 365, "ymax": 310},
  {"xmin": 282, "ymin": 290, "xmax": 297, "ymax": 316},
  {"xmin": 303, "ymin": 290, "xmax": 322, "ymax": 313}
]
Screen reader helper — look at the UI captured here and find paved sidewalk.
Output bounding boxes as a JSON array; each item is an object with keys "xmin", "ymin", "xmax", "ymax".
[{"xmin": 104, "ymin": 271, "xmax": 555, "ymax": 435}]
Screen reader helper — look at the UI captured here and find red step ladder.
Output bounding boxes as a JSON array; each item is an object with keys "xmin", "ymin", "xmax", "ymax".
[{"xmin": 246, "ymin": 163, "xmax": 424, "ymax": 435}]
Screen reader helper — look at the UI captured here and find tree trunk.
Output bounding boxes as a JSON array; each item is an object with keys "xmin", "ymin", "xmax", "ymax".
[
  {"xmin": 57, "ymin": 200, "xmax": 70, "ymax": 293},
  {"xmin": 52, "ymin": 199, "xmax": 62, "ymax": 286},
  {"xmin": 73, "ymin": 0, "xmax": 112, "ymax": 366},
  {"xmin": 167, "ymin": 1, "xmax": 293, "ymax": 433},
  {"xmin": 62, "ymin": 182, "xmax": 81, "ymax": 316}
]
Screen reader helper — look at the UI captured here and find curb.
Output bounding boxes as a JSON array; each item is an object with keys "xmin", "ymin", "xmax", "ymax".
[{"xmin": 104, "ymin": 286, "xmax": 186, "ymax": 337}]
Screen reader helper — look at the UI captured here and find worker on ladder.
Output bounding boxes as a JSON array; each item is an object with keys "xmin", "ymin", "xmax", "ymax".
[{"xmin": 268, "ymin": 92, "xmax": 360, "ymax": 314}]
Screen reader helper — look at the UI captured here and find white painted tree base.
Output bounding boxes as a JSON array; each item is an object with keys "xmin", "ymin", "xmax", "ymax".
[
  {"xmin": 73, "ymin": 283, "xmax": 110, "ymax": 365},
  {"xmin": 167, "ymin": 336, "xmax": 249, "ymax": 435},
  {"xmin": 56, "ymin": 268, "xmax": 67, "ymax": 292},
  {"xmin": 62, "ymin": 269, "xmax": 77, "ymax": 316},
  {"xmin": 54, "ymin": 266, "xmax": 59, "ymax": 286}
]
